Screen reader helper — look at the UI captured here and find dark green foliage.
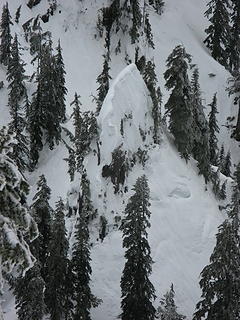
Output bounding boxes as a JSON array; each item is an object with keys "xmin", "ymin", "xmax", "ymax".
[
  {"xmin": 31, "ymin": 175, "xmax": 53, "ymax": 280},
  {"xmin": 219, "ymin": 180, "xmax": 227, "ymax": 200},
  {"xmin": 204, "ymin": 0, "xmax": 230, "ymax": 67},
  {"xmin": 0, "ymin": 2, "xmax": 12, "ymax": 66},
  {"xmin": 143, "ymin": 60, "xmax": 162, "ymax": 144},
  {"xmin": 45, "ymin": 198, "xmax": 73, "ymax": 320},
  {"xmin": 99, "ymin": 215, "xmax": 108, "ymax": 242},
  {"xmin": 96, "ymin": 53, "xmax": 111, "ymax": 115},
  {"xmin": 211, "ymin": 169, "xmax": 221, "ymax": 199},
  {"xmin": 148, "ymin": 0, "xmax": 165, "ymax": 14},
  {"xmin": 227, "ymin": 71, "xmax": 240, "ymax": 141},
  {"xmin": 72, "ymin": 174, "xmax": 99, "ymax": 320},
  {"xmin": 15, "ymin": 6, "xmax": 21, "ymax": 24},
  {"xmin": 7, "ymin": 34, "xmax": 28, "ymax": 172},
  {"xmin": 0, "ymin": 127, "xmax": 37, "ymax": 275},
  {"xmin": 157, "ymin": 284, "xmax": 186, "ymax": 320},
  {"xmin": 193, "ymin": 219, "xmax": 240, "ymax": 320},
  {"xmin": 228, "ymin": 0, "xmax": 240, "ymax": 72},
  {"xmin": 208, "ymin": 93, "xmax": 219, "ymax": 166},
  {"xmin": 221, "ymin": 150, "xmax": 231, "ymax": 177},
  {"xmin": 55, "ymin": 40, "xmax": 67, "ymax": 123},
  {"xmin": 14, "ymin": 263, "xmax": 45, "ymax": 320},
  {"xmin": 219, "ymin": 144, "xmax": 225, "ymax": 173},
  {"xmin": 164, "ymin": 45, "xmax": 193, "ymax": 161},
  {"xmin": 191, "ymin": 68, "xmax": 211, "ymax": 183},
  {"xmin": 120, "ymin": 175, "xmax": 156, "ymax": 320}
]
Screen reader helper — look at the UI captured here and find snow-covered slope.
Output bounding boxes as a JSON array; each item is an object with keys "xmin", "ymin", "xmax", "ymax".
[{"xmin": 1, "ymin": 0, "xmax": 238, "ymax": 319}]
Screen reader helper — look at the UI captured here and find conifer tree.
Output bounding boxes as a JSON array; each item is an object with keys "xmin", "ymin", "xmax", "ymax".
[
  {"xmin": 228, "ymin": 0, "xmax": 240, "ymax": 72},
  {"xmin": 148, "ymin": 0, "xmax": 164, "ymax": 14},
  {"xmin": 227, "ymin": 71, "xmax": 240, "ymax": 141},
  {"xmin": 14, "ymin": 263, "xmax": 45, "ymax": 320},
  {"xmin": 194, "ymin": 168, "xmax": 240, "ymax": 319},
  {"xmin": 204, "ymin": 0, "xmax": 230, "ymax": 67},
  {"xmin": 55, "ymin": 40, "xmax": 67, "ymax": 123},
  {"xmin": 164, "ymin": 45, "xmax": 193, "ymax": 161},
  {"xmin": 208, "ymin": 93, "xmax": 219, "ymax": 166},
  {"xmin": 221, "ymin": 150, "xmax": 232, "ymax": 177},
  {"xmin": 71, "ymin": 174, "xmax": 99, "ymax": 320},
  {"xmin": 0, "ymin": 126, "xmax": 37, "ymax": 320},
  {"xmin": 120, "ymin": 175, "xmax": 156, "ymax": 320},
  {"xmin": 143, "ymin": 60, "xmax": 162, "ymax": 144},
  {"xmin": 15, "ymin": 5, "xmax": 21, "ymax": 24},
  {"xmin": 45, "ymin": 198, "xmax": 73, "ymax": 320},
  {"xmin": 31, "ymin": 174, "xmax": 53, "ymax": 280},
  {"xmin": 190, "ymin": 68, "xmax": 211, "ymax": 183},
  {"xmin": 219, "ymin": 180, "xmax": 227, "ymax": 200},
  {"xmin": 7, "ymin": 34, "xmax": 29, "ymax": 172},
  {"xmin": 0, "ymin": 2, "xmax": 13, "ymax": 66},
  {"xmin": 96, "ymin": 53, "xmax": 111, "ymax": 115},
  {"xmin": 143, "ymin": 10, "xmax": 154, "ymax": 48},
  {"xmin": 219, "ymin": 144, "xmax": 225, "ymax": 173},
  {"xmin": 157, "ymin": 284, "xmax": 186, "ymax": 320}
]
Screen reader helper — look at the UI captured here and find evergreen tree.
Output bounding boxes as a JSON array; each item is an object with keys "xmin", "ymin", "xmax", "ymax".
[
  {"xmin": 143, "ymin": 10, "xmax": 154, "ymax": 48},
  {"xmin": 71, "ymin": 174, "xmax": 99, "ymax": 320},
  {"xmin": 96, "ymin": 53, "xmax": 111, "ymax": 115},
  {"xmin": 0, "ymin": 2, "xmax": 13, "ymax": 66},
  {"xmin": 71, "ymin": 93, "xmax": 82, "ymax": 171},
  {"xmin": 164, "ymin": 45, "xmax": 193, "ymax": 161},
  {"xmin": 7, "ymin": 34, "xmax": 29, "ymax": 172},
  {"xmin": 14, "ymin": 263, "xmax": 45, "ymax": 320},
  {"xmin": 157, "ymin": 284, "xmax": 186, "ymax": 320},
  {"xmin": 148, "ymin": 0, "xmax": 164, "ymax": 14},
  {"xmin": 55, "ymin": 40, "xmax": 67, "ymax": 123},
  {"xmin": 219, "ymin": 180, "xmax": 227, "ymax": 200},
  {"xmin": 0, "ymin": 126, "xmax": 37, "ymax": 320},
  {"xmin": 227, "ymin": 71, "xmax": 240, "ymax": 141},
  {"xmin": 120, "ymin": 175, "xmax": 156, "ymax": 320},
  {"xmin": 208, "ymin": 93, "xmax": 219, "ymax": 166},
  {"xmin": 219, "ymin": 144, "xmax": 225, "ymax": 173},
  {"xmin": 143, "ymin": 60, "xmax": 162, "ymax": 144},
  {"xmin": 228, "ymin": 0, "xmax": 240, "ymax": 72},
  {"xmin": 45, "ymin": 198, "xmax": 73, "ymax": 320},
  {"xmin": 190, "ymin": 68, "xmax": 211, "ymax": 183},
  {"xmin": 15, "ymin": 5, "xmax": 21, "ymax": 24},
  {"xmin": 221, "ymin": 150, "xmax": 232, "ymax": 177},
  {"xmin": 31, "ymin": 174, "xmax": 53, "ymax": 280},
  {"xmin": 204, "ymin": 0, "xmax": 230, "ymax": 67}
]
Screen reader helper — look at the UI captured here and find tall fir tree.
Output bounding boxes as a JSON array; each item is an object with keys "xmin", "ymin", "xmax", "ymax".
[
  {"xmin": 143, "ymin": 60, "xmax": 162, "ymax": 144},
  {"xmin": 157, "ymin": 284, "xmax": 186, "ymax": 320},
  {"xmin": 204, "ymin": 0, "xmax": 231, "ymax": 67},
  {"xmin": 120, "ymin": 175, "xmax": 156, "ymax": 320},
  {"xmin": 228, "ymin": 0, "xmax": 240, "ymax": 72},
  {"xmin": 208, "ymin": 93, "xmax": 219, "ymax": 166},
  {"xmin": 0, "ymin": 126, "xmax": 37, "ymax": 320},
  {"xmin": 219, "ymin": 144, "xmax": 225, "ymax": 173},
  {"xmin": 7, "ymin": 34, "xmax": 29, "ymax": 172},
  {"xmin": 45, "ymin": 198, "xmax": 73, "ymax": 320},
  {"xmin": 221, "ymin": 150, "xmax": 232, "ymax": 177},
  {"xmin": 55, "ymin": 40, "xmax": 67, "ymax": 123},
  {"xmin": 31, "ymin": 174, "xmax": 53, "ymax": 280},
  {"xmin": 227, "ymin": 70, "xmax": 240, "ymax": 141},
  {"xmin": 190, "ymin": 68, "xmax": 211, "ymax": 183},
  {"xmin": 0, "ymin": 2, "xmax": 13, "ymax": 66},
  {"xmin": 13, "ymin": 263, "xmax": 45, "ymax": 320},
  {"xmin": 71, "ymin": 173, "xmax": 98, "ymax": 320},
  {"xmin": 96, "ymin": 53, "xmax": 111, "ymax": 115},
  {"xmin": 164, "ymin": 45, "xmax": 193, "ymax": 161}
]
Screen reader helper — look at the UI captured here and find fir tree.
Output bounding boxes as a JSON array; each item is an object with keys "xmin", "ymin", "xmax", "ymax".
[
  {"xmin": 193, "ymin": 172, "xmax": 240, "ymax": 319},
  {"xmin": 221, "ymin": 150, "xmax": 232, "ymax": 177},
  {"xmin": 31, "ymin": 174, "xmax": 53, "ymax": 280},
  {"xmin": 0, "ymin": 126, "xmax": 37, "ymax": 319},
  {"xmin": 227, "ymin": 70, "xmax": 240, "ymax": 141},
  {"xmin": 204, "ymin": 0, "xmax": 230, "ymax": 67},
  {"xmin": 191, "ymin": 68, "xmax": 211, "ymax": 183},
  {"xmin": 45, "ymin": 198, "xmax": 73, "ymax": 320},
  {"xmin": 148, "ymin": 0, "xmax": 164, "ymax": 15},
  {"xmin": 219, "ymin": 144, "xmax": 225, "ymax": 173},
  {"xmin": 219, "ymin": 180, "xmax": 227, "ymax": 200},
  {"xmin": 15, "ymin": 5, "xmax": 21, "ymax": 24},
  {"xmin": 228, "ymin": 0, "xmax": 240, "ymax": 72},
  {"xmin": 144, "ymin": 11, "xmax": 154, "ymax": 49},
  {"xmin": 7, "ymin": 34, "xmax": 29, "ymax": 172},
  {"xmin": 96, "ymin": 53, "xmax": 111, "ymax": 115},
  {"xmin": 157, "ymin": 284, "xmax": 186, "ymax": 320},
  {"xmin": 14, "ymin": 263, "xmax": 45, "ymax": 320},
  {"xmin": 120, "ymin": 175, "xmax": 156, "ymax": 320},
  {"xmin": 71, "ymin": 174, "xmax": 99, "ymax": 320},
  {"xmin": 208, "ymin": 93, "xmax": 219, "ymax": 166},
  {"xmin": 164, "ymin": 45, "xmax": 193, "ymax": 161},
  {"xmin": 55, "ymin": 40, "xmax": 67, "ymax": 123},
  {"xmin": 0, "ymin": 2, "xmax": 13, "ymax": 66},
  {"xmin": 143, "ymin": 60, "xmax": 162, "ymax": 144}
]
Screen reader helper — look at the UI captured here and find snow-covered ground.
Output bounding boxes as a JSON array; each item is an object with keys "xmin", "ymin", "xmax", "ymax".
[{"xmin": 1, "ymin": 0, "xmax": 238, "ymax": 319}]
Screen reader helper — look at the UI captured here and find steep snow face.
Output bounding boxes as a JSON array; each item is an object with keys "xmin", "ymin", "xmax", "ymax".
[
  {"xmin": 84, "ymin": 65, "xmax": 224, "ymax": 319},
  {"xmin": 98, "ymin": 64, "xmax": 154, "ymax": 163}
]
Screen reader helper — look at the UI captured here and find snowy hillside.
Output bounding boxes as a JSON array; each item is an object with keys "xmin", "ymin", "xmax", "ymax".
[{"xmin": 1, "ymin": 0, "xmax": 239, "ymax": 319}]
